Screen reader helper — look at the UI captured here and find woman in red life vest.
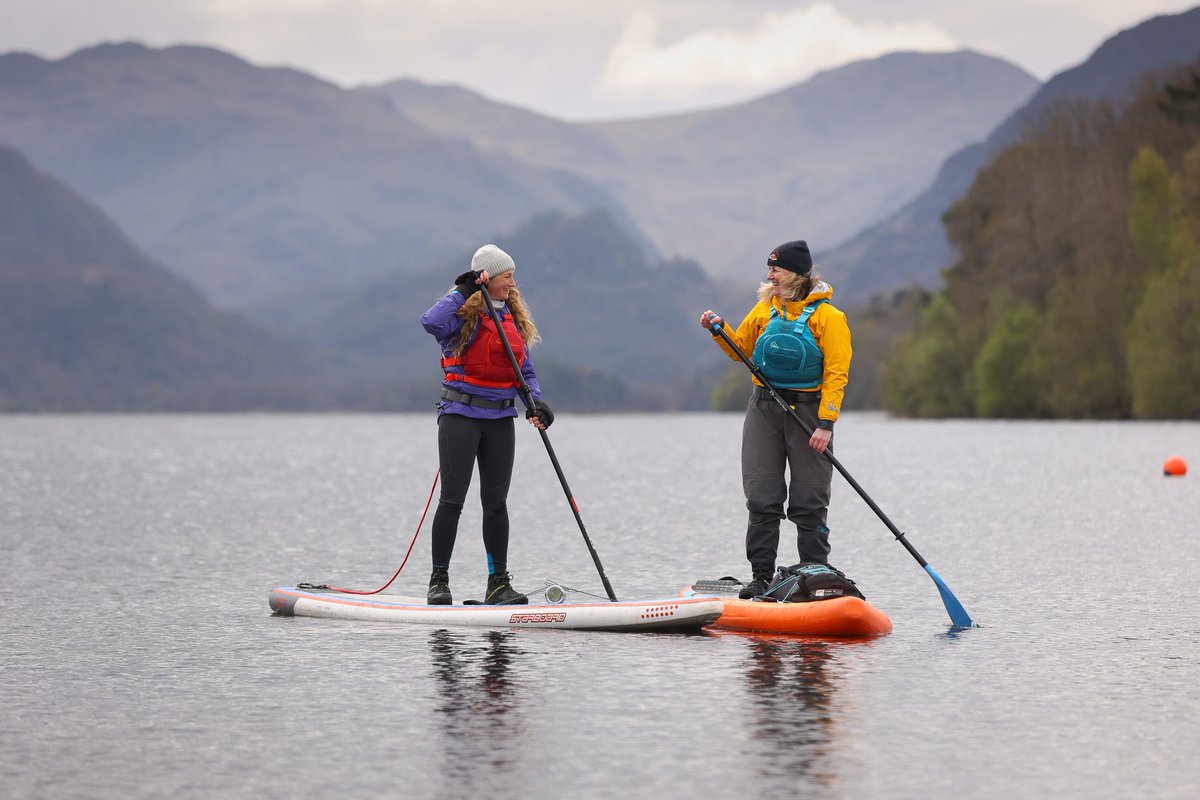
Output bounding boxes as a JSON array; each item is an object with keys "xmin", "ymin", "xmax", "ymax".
[{"xmin": 420, "ymin": 244, "xmax": 554, "ymax": 605}]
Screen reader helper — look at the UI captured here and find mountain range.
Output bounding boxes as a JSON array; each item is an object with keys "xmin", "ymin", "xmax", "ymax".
[
  {"xmin": 372, "ymin": 50, "xmax": 1037, "ymax": 282},
  {"xmin": 0, "ymin": 43, "xmax": 1033, "ymax": 329},
  {"xmin": 3, "ymin": 6, "xmax": 1200, "ymax": 411},
  {"xmin": 0, "ymin": 43, "xmax": 635, "ymax": 328},
  {"xmin": 0, "ymin": 142, "xmax": 702, "ymax": 411}
]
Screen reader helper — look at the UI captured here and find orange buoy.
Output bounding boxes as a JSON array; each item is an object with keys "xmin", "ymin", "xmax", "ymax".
[{"xmin": 1163, "ymin": 456, "xmax": 1188, "ymax": 477}]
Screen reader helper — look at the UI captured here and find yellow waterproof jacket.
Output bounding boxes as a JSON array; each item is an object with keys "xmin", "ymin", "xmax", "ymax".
[{"xmin": 714, "ymin": 281, "xmax": 851, "ymax": 424}]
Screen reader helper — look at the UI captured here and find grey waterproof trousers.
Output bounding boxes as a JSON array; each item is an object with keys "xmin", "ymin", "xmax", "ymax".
[{"xmin": 741, "ymin": 388, "xmax": 833, "ymax": 573}]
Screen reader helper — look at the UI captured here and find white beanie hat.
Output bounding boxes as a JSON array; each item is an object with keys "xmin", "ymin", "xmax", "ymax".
[{"xmin": 471, "ymin": 244, "xmax": 515, "ymax": 277}]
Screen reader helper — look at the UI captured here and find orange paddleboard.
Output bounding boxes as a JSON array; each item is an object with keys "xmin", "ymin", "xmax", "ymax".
[{"xmin": 682, "ymin": 583, "xmax": 892, "ymax": 637}]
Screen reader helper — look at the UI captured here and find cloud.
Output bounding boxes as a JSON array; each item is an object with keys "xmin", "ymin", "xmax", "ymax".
[
  {"xmin": 3, "ymin": 0, "xmax": 1192, "ymax": 120},
  {"xmin": 597, "ymin": 2, "xmax": 958, "ymax": 99}
]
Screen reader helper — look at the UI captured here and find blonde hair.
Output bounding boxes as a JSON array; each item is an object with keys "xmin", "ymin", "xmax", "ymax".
[
  {"xmin": 758, "ymin": 270, "xmax": 820, "ymax": 304},
  {"xmin": 452, "ymin": 287, "xmax": 541, "ymax": 357}
]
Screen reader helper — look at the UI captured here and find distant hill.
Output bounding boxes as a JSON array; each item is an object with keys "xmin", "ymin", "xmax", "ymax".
[
  {"xmin": 373, "ymin": 50, "xmax": 1037, "ymax": 281},
  {"xmin": 319, "ymin": 208, "xmax": 745, "ymax": 409},
  {"xmin": 0, "ymin": 138, "xmax": 734, "ymax": 412},
  {"xmin": 0, "ymin": 43, "xmax": 634, "ymax": 325},
  {"xmin": 0, "ymin": 145, "xmax": 324, "ymax": 411},
  {"xmin": 823, "ymin": 6, "xmax": 1200, "ymax": 305},
  {"xmin": 365, "ymin": 79, "xmax": 621, "ymax": 174}
]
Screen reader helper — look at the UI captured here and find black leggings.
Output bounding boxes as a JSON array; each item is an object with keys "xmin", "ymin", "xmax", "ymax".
[{"xmin": 431, "ymin": 413, "xmax": 515, "ymax": 574}]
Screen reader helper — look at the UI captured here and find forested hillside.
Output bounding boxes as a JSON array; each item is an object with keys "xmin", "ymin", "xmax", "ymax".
[
  {"xmin": 883, "ymin": 61, "xmax": 1200, "ymax": 419},
  {"xmin": 822, "ymin": 6, "xmax": 1200, "ymax": 308}
]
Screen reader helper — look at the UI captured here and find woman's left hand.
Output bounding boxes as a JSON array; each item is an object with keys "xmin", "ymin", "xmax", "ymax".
[
  {"xmin": 809, "ymin": 427, "xmax": 832, "ymax": 454},
  {"xmin": 526, "ymin": 398, "xmax": 554, "ymax": 430}
]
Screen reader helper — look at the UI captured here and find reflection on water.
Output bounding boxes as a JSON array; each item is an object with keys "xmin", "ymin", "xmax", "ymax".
[
  {"xmin": 428, "ymin": 629, "xmax": 527, "ymax": 787},
  {"xmin": 737, "ymin": 635, "xmax": 881, "ymax": 786},
  {"xmin": 741, "ymin": 636, "xmax": 838, "ymax": 784}
]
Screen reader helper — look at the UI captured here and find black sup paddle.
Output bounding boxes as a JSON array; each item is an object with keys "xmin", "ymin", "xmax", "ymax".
[
  {"xmin": 707, "ymin": 314, "xmax": 975, "ymax": 628},
  {"xmin": 478, "ymin": 281, "xmax": 619, "ymax": 602}
]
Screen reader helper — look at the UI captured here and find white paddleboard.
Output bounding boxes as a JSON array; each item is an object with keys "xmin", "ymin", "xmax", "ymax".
[{"xmin": 269, "ymin": 585, "xmax": 723, "ymax": 632}]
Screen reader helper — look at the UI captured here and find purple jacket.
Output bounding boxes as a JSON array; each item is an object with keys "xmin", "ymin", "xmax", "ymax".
[{"xmin": 420, "ymin": 290, "xmax": 541, "ymax": 419}]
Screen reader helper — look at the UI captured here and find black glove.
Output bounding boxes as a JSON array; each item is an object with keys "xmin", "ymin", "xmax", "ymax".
[
  {"xmin": 526, "ymin": 398, "xmax": 554, "ymax": 429},
  {"xmin": 454, "ymin": 270, "xmax": 481, "ymax": 297}
]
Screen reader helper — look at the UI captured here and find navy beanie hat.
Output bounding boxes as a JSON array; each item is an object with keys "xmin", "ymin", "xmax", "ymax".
[{"xmin": 767, "ymin": 240, "xmax": 813, "ymax": 275}]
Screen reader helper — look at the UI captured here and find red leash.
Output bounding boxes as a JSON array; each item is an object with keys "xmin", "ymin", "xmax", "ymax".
[{"xmin": 321, "ymin": 469, "xmax": 440, "ymax": 595}]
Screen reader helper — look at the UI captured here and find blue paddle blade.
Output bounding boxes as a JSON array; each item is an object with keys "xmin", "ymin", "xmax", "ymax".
[{"xmin": 924, "ymin": 564, "xmax": 976, "ymax": 628}]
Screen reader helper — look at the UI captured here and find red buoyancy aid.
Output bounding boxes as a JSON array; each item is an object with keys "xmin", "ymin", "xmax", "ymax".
[{"xmin": 441, "ymin": 312, "xmax": 526, "ymax": 388}]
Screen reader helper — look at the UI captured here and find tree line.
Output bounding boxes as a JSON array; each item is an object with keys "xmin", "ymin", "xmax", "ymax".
[{"xmin": 883, "ymin": 61, "xmax": 1200, "ymax": 419}]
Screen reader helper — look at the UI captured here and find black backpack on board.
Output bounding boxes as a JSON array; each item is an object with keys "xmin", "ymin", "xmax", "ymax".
[{"xmin": 760, "ymin": 562, "xmax": 865, "ymax": 602}]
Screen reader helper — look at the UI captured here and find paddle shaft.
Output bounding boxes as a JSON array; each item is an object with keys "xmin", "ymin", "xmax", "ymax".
[
  {"xmin": 709, "ymin": 316, "xmax": 974, "ymax": 626},
  {"xmin": 479, "ymin": 285, "xmax": 619, "ymax": 602}
]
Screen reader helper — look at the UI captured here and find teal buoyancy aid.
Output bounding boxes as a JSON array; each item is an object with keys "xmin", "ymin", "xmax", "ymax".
[{"xmin": 751, "ymin": 299, "xmax": 826, "ymax": 389}]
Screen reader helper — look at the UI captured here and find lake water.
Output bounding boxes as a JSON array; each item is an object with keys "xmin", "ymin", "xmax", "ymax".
[{"xmin": 1, "ymin": 413, "xmax": 1197, "ymax": 799}]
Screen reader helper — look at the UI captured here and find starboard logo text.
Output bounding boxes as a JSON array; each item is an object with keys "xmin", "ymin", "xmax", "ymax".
[{"xmin": 510, "ymin": 612, "xmax": 568, "ymax": 624}]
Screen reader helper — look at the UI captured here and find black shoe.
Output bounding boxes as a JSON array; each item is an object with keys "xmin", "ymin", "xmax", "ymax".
[
  {"xmin": 485, "ymin": 572, "xmax": 528, "ymax": 605},
  {"xmin": 427, "ymin": 569, "xmax": 452, "ymax": 605},
  {"xmin": 738, "ymin": 571, "xmax": 775, "ymax": 600}
]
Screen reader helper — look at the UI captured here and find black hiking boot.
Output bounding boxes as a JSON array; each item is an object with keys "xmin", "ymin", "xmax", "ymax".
[
  {"xmin": 427, "ymin": 569, "xmax": 452, "ymax": 605},
  {"xmin": 739, "ymin": 571, "xmax": 775, "ymax": 600},
  {"xmin": 484, "ymin": 572, "xmax": 528, "ymax": 605}
]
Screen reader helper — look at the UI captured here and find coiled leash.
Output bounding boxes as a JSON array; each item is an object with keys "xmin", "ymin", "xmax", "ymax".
[{"xmin": 297, "ymin": 469, "xmax": 440, "ymax": 595}]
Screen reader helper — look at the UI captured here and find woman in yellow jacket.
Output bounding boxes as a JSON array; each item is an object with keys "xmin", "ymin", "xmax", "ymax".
[{"xmin": 700, "ymin": 240, "xmax": 852, "ymax": 599}]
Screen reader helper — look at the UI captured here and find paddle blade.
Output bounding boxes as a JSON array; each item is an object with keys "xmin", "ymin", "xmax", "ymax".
[{"xmin": 924, "ymin": 564, "xmax": 976, "ymax": 628}]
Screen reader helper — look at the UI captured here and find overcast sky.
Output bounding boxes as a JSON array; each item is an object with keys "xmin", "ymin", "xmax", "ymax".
[{"xmin": 2, "ymin": 1, "xmax": 1196, "ymax": 120}]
